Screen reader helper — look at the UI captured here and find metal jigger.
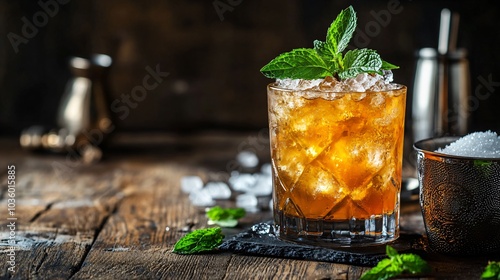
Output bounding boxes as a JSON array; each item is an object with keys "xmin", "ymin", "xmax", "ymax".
[
  {"xmin": 412, "ymin": 9, "xmax": 471, "ymax": 142},
  {"xmin": 20, "ymin": 54, "xmax": 114, "ymax": 163}
]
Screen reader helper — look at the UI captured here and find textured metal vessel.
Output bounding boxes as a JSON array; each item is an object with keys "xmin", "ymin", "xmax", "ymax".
[{"xmin": 414, "ymin": 137, "xmax": 500, "ymax": 255}]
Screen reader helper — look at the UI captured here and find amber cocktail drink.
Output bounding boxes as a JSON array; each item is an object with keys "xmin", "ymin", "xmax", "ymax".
[{"xmin": 268, "ymin": 78, "xmax": 406, "ymax": 246}]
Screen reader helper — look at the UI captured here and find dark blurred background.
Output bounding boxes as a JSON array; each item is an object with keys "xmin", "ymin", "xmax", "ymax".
[{"xmin": 1, "ymin": 0, "xmax": 499, "ymax": 138}]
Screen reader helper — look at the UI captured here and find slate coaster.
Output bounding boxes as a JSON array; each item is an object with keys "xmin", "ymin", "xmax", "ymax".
[{"xmin": 219, "ymin": 221, "xmax": 424, "ymax": 266}]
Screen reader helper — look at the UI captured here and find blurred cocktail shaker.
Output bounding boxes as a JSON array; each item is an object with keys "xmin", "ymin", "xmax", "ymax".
[
  {"xmin": 57, "ymin": 54, "xmax": 113, "ymax": 139},
  {"xmin": 20, "ymin": 54, "xmax": 113, "ymax": 163},
  {"xmin": 412, "ymin": 9, "xmax": 470, "ymax": 142}
]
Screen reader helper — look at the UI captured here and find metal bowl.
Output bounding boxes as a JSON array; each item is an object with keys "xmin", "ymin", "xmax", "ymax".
[{"xmin": 414, "ymin": 137, "xmax": 500, "ymax": 256}]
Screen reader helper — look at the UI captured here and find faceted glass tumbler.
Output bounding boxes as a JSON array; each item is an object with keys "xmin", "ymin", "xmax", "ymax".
[{"xmin": 268, "ymin": 83, "xmax": 407, "ymax": 247}]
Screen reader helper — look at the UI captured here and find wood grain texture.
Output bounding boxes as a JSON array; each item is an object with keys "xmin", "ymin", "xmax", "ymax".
[
  {"xmin": 0, "ymin": 134, "xmax": 496, "ymax": 280},
  {"xmin": 0, "ymin": 144, "xmax": 128, "ymax": 279},
  {"xmin": 0, "ymin": 228, "xmax": 94, "ymax": 280}
]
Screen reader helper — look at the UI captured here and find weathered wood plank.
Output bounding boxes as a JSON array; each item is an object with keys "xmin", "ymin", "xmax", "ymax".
[
  {"xmin": 0, "ymin": 228, "xmax": 94, "ymax": 280},
  {"xmin": 70, "ymin": 164, "xmax": 228, "ymax": 279},
  {"xmin": 68, "ymin": 159, "xmax": 371, "ymax": 280},
  {"xmin": 223, "ymin": 254, "xmax": 356, "ymax": 280},
  {"xmin": 0, "ymin": 146, "xmax": 129, "ymax": 279},
  {"xmin": 0, "ymin": 134, "xmax": 495, "ymax": 280}
]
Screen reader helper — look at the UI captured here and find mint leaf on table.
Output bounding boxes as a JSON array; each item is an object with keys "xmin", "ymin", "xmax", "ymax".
[
  {"xmin": 206, "ymin": 206, "xmax": 246, "ymax": 221},
  {"xmin": 206, "ymin": 206, "xmax": 246, "ymax": 228},
  {"xmin": 260, "ymin": 48, "xmax": 332, "ymax": 79},
  {"xmin": 172, "ymin": 227, "xmax": 224, "ymax": 255},
  {"xmin": 482, "ymin": 261, "xmax": 500, "ymax": 279},
  {"xmin": 208, "ymin": 219, "xmax": 239, "ymax": 228},
  {"xmin": 260, "ymin": 5, "xmax": 399, "ymax": 80},
  {"xmin": 359, "ymin": 246, "xmax": 431, "ymax": 280},
  {"xmin": 385, "ymin": 245, "xmax": 398, "ymax": 257}
]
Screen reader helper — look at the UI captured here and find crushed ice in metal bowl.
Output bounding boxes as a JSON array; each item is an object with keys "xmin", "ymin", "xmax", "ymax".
[{"xmin": 436, "ymin": 131, "xmax": 500, "ymax": 158}]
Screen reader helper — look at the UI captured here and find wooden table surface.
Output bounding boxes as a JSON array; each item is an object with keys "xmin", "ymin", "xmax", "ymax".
[{"xmin": 0, "ymin": 132, "xmax": 497, "ymax": 280}]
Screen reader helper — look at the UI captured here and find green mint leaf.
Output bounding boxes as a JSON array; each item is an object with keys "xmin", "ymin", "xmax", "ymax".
[
  {"xmin": 313, "ymin": 40, "xmax": 335, "ymax": 62},
  {"xmin": 327, "ymin": 5, "xmax": 356, "ymax": 54},
  {"xmin": 482, "ymin": 261, "xmax": 500, "ymax": 279},
  {"xmin": 208, "ymin": 219, "xmax": 239, "ymax": 228},
  {"xmin": 313, "ymin": 40, "xmax": 340, "ymax": 73},
  {"xmin": 399, "ymin": 254, "xmax": 431, "ymax": 274},
  {"xmin": 386, "ymin": 245, "xmax": 398, "ymax": 258},
  {"xmin": 381, "ymin": 60, "xmax": 400, "ymax": 70},
  {"xmin": 360, "ymin": 246, "xmax": 431, "ymax": 280},
  {"xmin": 172, "ymin": 227, "xmax": 224, "ymax": 255},
  {"xmin": 338, "ymin": 49, "xmax": 382, "ymax": 80},
  {"xmin": 260, "ymin": 5, "xmax": 399, "ymax": 80},
  {"xmin": 359, "ymin": 259, "xmax": 402, "ymax": 280},
  {"xmin": 260, "ymin": 48, "xmax": 332, "ymax": 79},
  {"xmin": 206, "ymin": 206, "xmax": 246, "ymax": 221}
]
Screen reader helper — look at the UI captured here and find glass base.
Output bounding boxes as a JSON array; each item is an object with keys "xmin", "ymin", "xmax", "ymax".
[{"xmin": 274, "ymin": 210, "xmax": 399, "ymax": 248}]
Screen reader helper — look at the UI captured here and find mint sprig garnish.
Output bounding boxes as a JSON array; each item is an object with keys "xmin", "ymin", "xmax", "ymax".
[
  {"xmin": 172, "ymin": 227, "xmax": 224, "ymax": 255},
  {"xmin": 359, "ymin": 246, "xmax": 431, "ymax": 280},
  {"xmin": 206, "ymin": 206, "xmax": 246, "ymax": 228},
  {"xmin": 258, "ymin": 48, "xmax": 331, "ymax": 80},
  {"xmin": 327, "ymin": 4, "xmax": 356, "ymax": 55},
  {"xmin": 339, "ymin": 49, "xmax": 382, "ymax": 79},
  {"xmin": 381, "ymin": 60, "xmax": 399, "ymax": 71},
  {"xmin": 260, "ymin": 6, "xmax": 399, "ymax": 80}
]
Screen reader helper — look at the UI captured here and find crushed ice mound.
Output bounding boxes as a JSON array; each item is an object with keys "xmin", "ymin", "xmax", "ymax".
[
  {"xmin": 276, "ymin": 71, "xmax": 399, "ymax": 93},
  {"xmin": 275, "ymin": 78, "xmax": 323, "ymax": 90},
  {"xmin": 436, "ymin": 131, "xmax": 500, "ymax": 158}
]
